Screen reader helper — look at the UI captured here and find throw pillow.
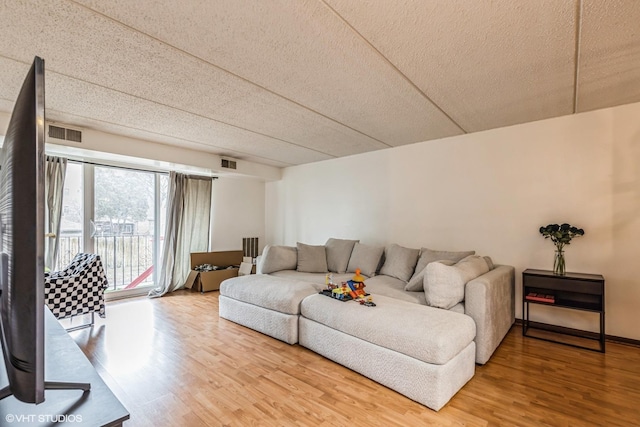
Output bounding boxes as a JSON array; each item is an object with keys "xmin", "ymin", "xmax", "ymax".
[
  {"xmin": 424, "ymin": 255, "xmax": 490, "ymax": 309},
  {"xmin": 405, "ymin": 259, "xmax": 455, "ymax": 292},
  {"xmin": 483, "ymin": 256, "xmax": 495, "ymax": 270},
  {"xmin": 379, "ymin": 244, "xmax": 420, "ymax": 282},
  {"xmin": 346, "ymin": 243, "xmax": 384, "ymax": 277},
  {"xmin": 296, "ymin": 242, "xmax": 328, "ymax": 273},
  {"xmin": 405, "ymin": 248, "xmax": 476, "ymax": 291},
  {"xmin": 259, "ymin": 245, "xmax": 297, "ymax": 274},
  {"xmin": 325, "ymin": 238, "xmax": 358, "ymax": 274}
]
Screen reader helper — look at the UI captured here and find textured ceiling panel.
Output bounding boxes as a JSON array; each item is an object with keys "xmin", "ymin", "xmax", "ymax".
[
  {"xmin": 44, "ymin": 71, "xmax": 332, "ymax": 166},
  {"xmin": 577, "ymin": 0, "xmax": 640, "ymax": 112},
  {"xmin": 0, "ymin": 0, "xmax": 638, "ymax": 169},
  {"xmin": 73, "ymin": 0, "xmax": 463, "ymax": 145},
  {"xmin": 0, "ymin": 56, "xmax": 327, "ymax": 167},
  {"xmin": 0, "ymin": 58, "xmax": 26, "ymax": 101},
  {"xmin": 325, "ymin": 0, "xmax": 578, "ymax": 132},
  {"xmin": 0, "ymin": 0, "xmax": 385, "ymax": 159}
]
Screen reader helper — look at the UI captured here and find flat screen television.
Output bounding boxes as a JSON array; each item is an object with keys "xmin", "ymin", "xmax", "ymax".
[
  {"xmin": 0, "ymin": 57, "xmax": 89, "ymax": 404},
  {"xmin": 0, "ymin": 56, "xmax": 46, "ymax": 404}
]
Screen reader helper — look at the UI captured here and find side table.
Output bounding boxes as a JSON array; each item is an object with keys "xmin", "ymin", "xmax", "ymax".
[{"xmin": 522, "ymin": 269, "xmax": 605, "ymax": 352}]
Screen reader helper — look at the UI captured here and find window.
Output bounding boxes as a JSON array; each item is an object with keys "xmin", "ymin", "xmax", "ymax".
[{"xmin": 59, "ymin": 162, "xmax": 167, "ymax": 296}]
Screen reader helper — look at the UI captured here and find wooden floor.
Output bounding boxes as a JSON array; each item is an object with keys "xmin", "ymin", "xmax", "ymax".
[{"xmin": 69, "ymin": 290, "xmax": 640, "ymax": 426}]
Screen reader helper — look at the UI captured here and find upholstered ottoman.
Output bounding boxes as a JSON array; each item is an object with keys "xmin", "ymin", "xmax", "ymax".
[
  {"xmin": 299, "ymin": 294, "xmax": 476, "ymax": 411},
  {"xmin": 219, "ymin": 275, "xmax": 323, "ymax": 344}
]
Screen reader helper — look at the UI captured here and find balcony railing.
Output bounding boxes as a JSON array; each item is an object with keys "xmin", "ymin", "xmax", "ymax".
[{"xmin": 57, "ymin": 233, "xmax": 155, "ymax": 291}]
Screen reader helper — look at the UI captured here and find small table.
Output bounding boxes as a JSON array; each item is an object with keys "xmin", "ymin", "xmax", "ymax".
[
  {"xmin": 0, "ymin": 308, "xmax": 130, "ymax": 426},
  {"xmin": 522, "ymin": 269, "xmax": 605, "ymax": 352}
]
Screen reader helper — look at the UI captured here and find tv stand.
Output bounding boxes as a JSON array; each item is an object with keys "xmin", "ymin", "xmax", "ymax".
[
  {"xmin": 44, "ymin": 381, "xmax": 91, "ymax": 392},
  {"xmin": 0, "ymin": 308, "xmax": 129, "ymax": 426},
  {"xmin": 0, "ymin": 382, "xmax": 91, "ymax": 402}
]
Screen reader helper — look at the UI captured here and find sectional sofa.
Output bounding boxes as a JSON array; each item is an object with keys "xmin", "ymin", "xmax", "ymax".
[{"xmin": 219, "ymin": 239, "xmax": 515, "ymax": 410}]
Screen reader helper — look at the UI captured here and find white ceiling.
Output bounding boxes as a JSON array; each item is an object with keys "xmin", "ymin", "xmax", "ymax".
[{"xmin": 0, "ymin": 1, "xmax": 639, "ymax": 168}]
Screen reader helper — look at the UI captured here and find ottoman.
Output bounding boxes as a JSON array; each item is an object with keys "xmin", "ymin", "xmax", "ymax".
[
  {"xmin": 219, "ymin": 274, "xmax": 322, "ymax": 344},
  {"xmin": 299, "ymin": 293, "xmax": 477, "ymax": 411}
]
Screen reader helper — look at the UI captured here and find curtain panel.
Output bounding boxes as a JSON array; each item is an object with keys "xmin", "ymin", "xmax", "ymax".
[
  {"xmin": 149, "ymin": 172, "xmax": 212, "ymax": 297},
  {"xmin": 44, "ymin": 155, "xmax": 68, "ymax": 271}
]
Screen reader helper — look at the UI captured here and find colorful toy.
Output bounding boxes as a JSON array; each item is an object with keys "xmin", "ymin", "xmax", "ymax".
[
  {"xmin": 346, "ymin": 268, "xmax": 368, "ymax": 299},
  {"xmin": 320, "ymin": 269, "xmax": 369, "ymax": 302},
  {"xmin": 331, "ymin": 283, "xmax": 351, "ymax": 300},
  {"xmin": 359, "ymin": 295, "xmax": 376, "ymax": 307},
  {"xmin": 325, "ymin": 273, "xmax": 337, "ymax": 290}
]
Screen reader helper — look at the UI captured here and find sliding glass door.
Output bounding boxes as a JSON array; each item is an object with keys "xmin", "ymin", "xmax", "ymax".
[{"xmin": 59, "ymin": 162, "xmax": 167, "ymax": 297}]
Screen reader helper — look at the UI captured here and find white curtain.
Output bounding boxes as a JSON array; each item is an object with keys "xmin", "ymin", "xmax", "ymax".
[
  {"xmin": 44, "ymin": 155, "xmax": 68, "ymax": 271},
  {"xmin": 149, "ymin": 171, "xmax": 212, "ymax": 297}
]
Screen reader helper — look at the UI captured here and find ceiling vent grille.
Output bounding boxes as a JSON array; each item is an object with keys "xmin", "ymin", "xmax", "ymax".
[
  {"xmin": 48, "ymin": 124, "xmax": 82, "ymax": 143},
  {"xmin": 221, "ymin": 158, "xmax": 237, "ymax": 170}
]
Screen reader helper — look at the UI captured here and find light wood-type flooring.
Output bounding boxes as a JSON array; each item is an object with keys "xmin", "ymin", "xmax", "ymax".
[{"xmin": 69, "ymin": 290, "xmax": 640, "ymax": 426}]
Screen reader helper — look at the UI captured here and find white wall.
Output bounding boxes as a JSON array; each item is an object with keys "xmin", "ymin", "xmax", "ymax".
[
  {"xmin": 266, "ymin": 101, "xmax": 640, "ymax": 341},
  {"xmin": 211, "ymin": 177, "xmax": 265, "ymax": 253}
]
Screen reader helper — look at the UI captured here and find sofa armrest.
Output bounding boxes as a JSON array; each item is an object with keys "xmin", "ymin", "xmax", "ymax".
[{"xmin": 464, "ymin": 265, "xmax": 515, "ymax": 364}]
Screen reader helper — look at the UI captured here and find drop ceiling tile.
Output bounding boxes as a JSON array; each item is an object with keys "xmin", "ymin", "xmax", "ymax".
[
  {"xmin": 47, "ymin": 75, "xmax": 331, "ymax": 166},
  {"xmin": 325, "ymin": 0, "xmax": 577, "ymax": 132},
  {"xmin": 73, "ymin": 0, "xmax": 463, "ymax": 145},
  {"xmin": 2, "ymin": 0, "xmax": 640, "ymax": 170},
  {"xmin": 577, "ymin": 0, "xmax": 640, "ymax": 112},
  {"xmin": 0, "ymin": 0, "xmax": 385, "ymax": 161},
  {"xmin": 0, "ymin": 58, "xmax": 29, "ymax": 102}
]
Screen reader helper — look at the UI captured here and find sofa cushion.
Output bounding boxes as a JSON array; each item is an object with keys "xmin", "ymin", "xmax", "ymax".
[
  {"xmin": 270, "ymin": 270, "xmax": 354, "ymax": 284},
  {"xmin": 483, "ymin": 256, "xmax": 495, "ymax": 270},
  {"xmin": 424, "ymin": 256, "xmax": 490, "ymax": 309},
  {"xmin": 220, "ymin": 275, "xmax": 322, "ymax": 315},
  {"xmin": 364, "ymin": 275, "xmax": 426, "ymax": 305},
  {"xmin": 379, "ymin": 244, "xmax": 420, "ymax": 282},
  {"xmin": 325, "ymin": 238, "xmax": 358, "ymax": 274},
  {"xmin": 301, "ymin": 293, "xmax": 476, "ymax": 365},
  {"xmin": 346, "ymin": 243, "xmax": 384, "ymax": 277},
  {"xmin": 260, "ymin": 245, "xmax": 298, "ymax": 274},
  {"xmin": 296, "ymin": 242, "xmax": 328, "ymax": 273},
  {"xmin": 405, "ymin": 248, "xmax": 476, "ymax": 291}
]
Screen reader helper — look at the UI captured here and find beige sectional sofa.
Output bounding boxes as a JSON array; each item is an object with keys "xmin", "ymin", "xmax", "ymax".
[{"xmin": 219, "ymin": 238, "xmax": 515, "ymax": 410}]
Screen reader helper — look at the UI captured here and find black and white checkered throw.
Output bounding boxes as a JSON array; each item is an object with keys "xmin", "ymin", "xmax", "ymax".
[{"xmin": 45, "ymin": 253, "xmax": 109, "ymax": 320}]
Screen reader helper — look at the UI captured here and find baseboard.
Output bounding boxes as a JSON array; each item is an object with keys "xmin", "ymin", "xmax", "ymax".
[{"xmin": 514, "ymin": 319, "xmax": 640, "ymax": 348}]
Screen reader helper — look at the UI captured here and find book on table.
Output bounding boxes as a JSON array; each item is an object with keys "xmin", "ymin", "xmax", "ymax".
[{"xmin": 526, "ymin": 292, "xmax": 555, "ymax": 303}]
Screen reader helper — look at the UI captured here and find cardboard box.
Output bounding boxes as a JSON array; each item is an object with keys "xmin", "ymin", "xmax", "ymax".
[{"xmin": 184, "ymin": 250, "xmax": 243, "ymax": 292}]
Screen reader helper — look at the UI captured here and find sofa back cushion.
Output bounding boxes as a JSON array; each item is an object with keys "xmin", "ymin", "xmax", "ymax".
[
  {"xmin": 260, "ymin": 245, "xmax": 298, "ymax": 274},
  {"xmin": 296, "ymin": 242, "xmax": 328, "ymax": 273},
  {"xmin": 424, "ymin": 255, "xmax": 490, "ymax": 309},
  {"xmin": 346, "ymin": 243, "xmax": 384, "ymax": 277},
  {"xmin": 325, "ymin": 238, "xmax": 358, "ymax": 274},
  {"xmin": 405, "ymin": 248, "xmax": 476, "ymax": 291},
  {"xmin": 379, "ymin": 244, "xmax": 420, "ymax": 282},
  {"xmin": 483, "ymin": 256, "xmax": 495, "ymax": 270}
]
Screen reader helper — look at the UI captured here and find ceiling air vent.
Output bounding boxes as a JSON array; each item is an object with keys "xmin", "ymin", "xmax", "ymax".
[
  {"xmin": 48, "ymin": 124, "xmax": 82, "ymax": 143},
  {"xmin": 221, "ymin": 158, "xmax": 237, "ymax": 170}
]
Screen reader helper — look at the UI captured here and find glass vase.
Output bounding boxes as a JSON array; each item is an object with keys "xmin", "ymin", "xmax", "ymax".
[{"xmin": 553, "ymin": 249, "xmax": 565, "ymax": 275}]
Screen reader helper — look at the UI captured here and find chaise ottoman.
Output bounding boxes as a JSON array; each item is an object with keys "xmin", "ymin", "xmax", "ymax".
[
  {"xmin": 219, "ymin": 274, "xmax": 322, "ymax": 344},
  {"xmin": 299, "ymin": 293, "xmax": 477, "ymax": 411}
]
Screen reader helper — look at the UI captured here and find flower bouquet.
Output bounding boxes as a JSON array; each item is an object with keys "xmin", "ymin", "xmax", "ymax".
[{"xmin": 539, "ymin": 223, "xmax": 584, "ymax": 275}]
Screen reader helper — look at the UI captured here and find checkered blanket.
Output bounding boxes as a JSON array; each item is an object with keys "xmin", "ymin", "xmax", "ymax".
[{"xmin": 45, "ymin": 253, "xmax": 109, "ymax": 320}]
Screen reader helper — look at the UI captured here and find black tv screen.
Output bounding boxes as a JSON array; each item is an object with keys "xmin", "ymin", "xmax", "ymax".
[{"xmin": 0, "ymin": 56, "xmax": 46, "ymax": 404}]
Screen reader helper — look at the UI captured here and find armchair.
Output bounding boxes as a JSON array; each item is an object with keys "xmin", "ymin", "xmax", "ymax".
[{"xmin": 44, "ymin": 253, "xmax": 109, "ymax": 331}]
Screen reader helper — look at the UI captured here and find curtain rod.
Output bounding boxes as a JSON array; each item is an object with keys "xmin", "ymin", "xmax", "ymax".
[{"xmin": 63, "ymin": 158, "xmax": 218, "ymax": 180}]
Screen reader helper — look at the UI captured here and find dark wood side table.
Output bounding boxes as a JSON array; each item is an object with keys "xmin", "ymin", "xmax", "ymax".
[{"xmin": 522, "ymin": 269, "xmax": 605, "ymax": 352}]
